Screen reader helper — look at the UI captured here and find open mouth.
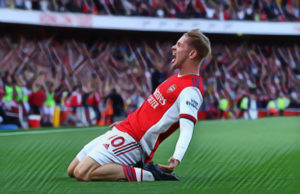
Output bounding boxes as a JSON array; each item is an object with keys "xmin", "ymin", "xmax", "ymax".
[{"xmin": 171, "ymin": 52, "xmax": 176, "ymax": 64}]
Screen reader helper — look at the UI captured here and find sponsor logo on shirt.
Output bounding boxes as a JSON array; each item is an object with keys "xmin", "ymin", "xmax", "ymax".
[
  {"xmin": 153, "ymin": 89, "xmax": 166, "ymax": 105},
  {"xmin": 147, "ymin": 89, "xmax": 166, "ymax": 109},
  {"xmin": 186, "ymin": 99, "xmax": 199, "ymax": 110},
  {"xmin": 147, "ymin": 95, "xmax": 159, "ymax": 109},
  {"xmin": 167, "ymin": 84, "xmax": 177, "ymax": 93}
]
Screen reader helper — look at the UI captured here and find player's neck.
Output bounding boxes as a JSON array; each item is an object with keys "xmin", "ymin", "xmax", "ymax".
[{"xmin": 178, "ymin": 62, "xmax": 200, "ymax": 76}]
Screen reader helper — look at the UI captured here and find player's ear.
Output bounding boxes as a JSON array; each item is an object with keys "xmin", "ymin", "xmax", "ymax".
[{"xmin": 189, "ymin": 49, "xmax": 197, "ymax": 59}]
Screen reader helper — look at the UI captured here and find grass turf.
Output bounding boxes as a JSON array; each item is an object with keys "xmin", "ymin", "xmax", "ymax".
[{"xmin": 0, "ymin": 117, "xmax": 299, "ymax": 194}]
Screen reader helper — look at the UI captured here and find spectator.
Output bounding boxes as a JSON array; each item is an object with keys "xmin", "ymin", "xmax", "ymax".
[
  {"xmin": 32, "ymin": 0, "xmax": 40, "ymax": 10},
  {"xmin": 105, "ymin": 88, "xmax": 125, "ymax": 122},
  {"xmin": 238, "ymin": 94, "xmax": 250, "ymax": 119},
  {"xmin": 42, "ymin": 83, "xmax": 57, "ymax": 127},
  {"xmin": 2, "ymin": 75, "xmax": 16, "ymax": 110},
  {"xmin": 248, "ymin": 94, "xmax": 259, "ymax": 120},
  {"xmin": 89, "ymin": 90, "xmax": 102, "ymax": 124},
  {"xmin": 267, "ymin": 98, "xmax": 276, "ymax": 116},
  {"xmin": 28, "ymin": 84, "xmax": 46, "ymax": 115},
  {"xmin": 40, "ymin": 0, "xmax": 49, "ymax": 11},
  {"xmin": 5, "ymin": 0, "xmax": 300, "ymax": 21},
  {"xmin": 277, "ymin": 92, "xmax": 290, "ymax": 116},
  {"xmin": 0, "ymin": 0, "xmax": 6, "ymax": 8},
  {"xmin": 151, "ymin": 68, "xmax": 167, "ymax": 93},
  {"xmin": 24, "ymin": 0, "xmax": 32, "ymax": 10},
  {"xmin": 218, "ymin": 93, "xmax": 229, "ymax": 119}
]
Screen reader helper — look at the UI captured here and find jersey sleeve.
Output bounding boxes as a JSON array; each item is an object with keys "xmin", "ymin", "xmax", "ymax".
[
  {"xmin": 172, "ymin": 118, "xmax": 194, "ymax": 162},
  {"xmin": 178, "ymin": 87, "xmax": 203, "ymax": 124}
]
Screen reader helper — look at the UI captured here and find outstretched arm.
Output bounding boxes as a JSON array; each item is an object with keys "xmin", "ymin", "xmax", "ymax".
[
  {"xmin": 158, "ymin": 118, "xmax": 194, "ymax": 173},
  {"xmin": 158, "ymin": 87, "xmax": 202, "ymax": 172}
]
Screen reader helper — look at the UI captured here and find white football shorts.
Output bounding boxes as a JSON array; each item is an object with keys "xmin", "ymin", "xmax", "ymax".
[{"xmin": 76, "ymin": 127, "xmax": 143, "ymax": 166}]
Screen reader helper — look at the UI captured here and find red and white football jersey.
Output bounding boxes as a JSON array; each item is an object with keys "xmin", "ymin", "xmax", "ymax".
[{"xmin": 116, "ymin": 74, "xmax": 203, "ymax": 161}]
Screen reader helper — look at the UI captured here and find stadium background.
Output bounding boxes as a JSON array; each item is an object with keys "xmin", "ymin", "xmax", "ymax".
[{"xmin": 0, "ymin": 0, "xmax": 299, "ymax": 193}]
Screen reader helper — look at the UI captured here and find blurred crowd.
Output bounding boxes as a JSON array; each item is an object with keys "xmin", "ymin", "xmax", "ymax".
[
  {"xmin": 1, "ymin": 0, "xmax": 299, "ymax": 21},
  {"xmin": 0, "ymin": 35, "xmax": 299, "ymax": 128},
  {"xmin": 200, "ymin": 43, "xmax": 300, "ymax": 119},
  {"xmin": 0, "ymin": 35, "xmax": 170, "ymax": 128}
]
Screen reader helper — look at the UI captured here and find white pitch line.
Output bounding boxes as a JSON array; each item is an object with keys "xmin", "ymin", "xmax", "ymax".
[{"xmin": 0, "ymin": 127, "xmax": 106, "ymax": 137}]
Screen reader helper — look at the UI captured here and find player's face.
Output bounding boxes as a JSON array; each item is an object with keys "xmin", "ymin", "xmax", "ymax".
[{"xmin": 171, "ymin": 35, "xmax": 191, "ymax": 69}]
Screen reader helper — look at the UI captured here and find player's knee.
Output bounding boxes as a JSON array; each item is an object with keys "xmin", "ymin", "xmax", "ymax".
[
  {"xmin": 67, "ymin": 158, "xmax": 80, "ymax": 178},
  {"xmin": 67, "ymin": 166, "xmax": 74, "ymax": 177},
  {"xmin": 74, "ymin": 167, "xmax": 90, "ymax": 181}
]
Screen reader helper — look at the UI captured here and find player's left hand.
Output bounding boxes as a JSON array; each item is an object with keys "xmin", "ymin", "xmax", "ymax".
[
  {"xmin": 158, "ymin": 157, "xmax": 180, "ymax": 173},
  {"xmin": 109, "ymin": 121, "xmax": 121, "ymax": 129}
]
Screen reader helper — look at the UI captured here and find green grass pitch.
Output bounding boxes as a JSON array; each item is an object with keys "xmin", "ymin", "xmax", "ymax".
[{"xmin": 0, "ymin": 117, "xmax": 299, "ymax": 194}]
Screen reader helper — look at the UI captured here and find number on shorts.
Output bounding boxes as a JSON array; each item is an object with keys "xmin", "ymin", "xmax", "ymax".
[{"xmin": 111, "ymin": 136, "xmax": 125, "ymax": 147}]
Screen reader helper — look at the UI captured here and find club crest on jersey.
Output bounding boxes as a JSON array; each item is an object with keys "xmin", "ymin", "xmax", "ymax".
[{"xmin": 167, "ymin": 84, "xmax": 177, "ymax": 93}]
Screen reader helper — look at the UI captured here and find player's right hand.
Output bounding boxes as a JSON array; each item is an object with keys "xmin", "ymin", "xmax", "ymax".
[
  {"xmin": 158, "ymin": 157, "xmax": 180, "ymax": 173},
  {"xmin": 109, "ymin": 121, "xmax": 121, "ymax": 129},
  {"xmin": 157, "ymin": 164, "xmax": 173, "ymax": 173}
]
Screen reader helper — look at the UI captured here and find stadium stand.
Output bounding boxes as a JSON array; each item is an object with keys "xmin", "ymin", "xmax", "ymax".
[
  {"xmin": 2, "ymin": 0, "xmax": 300, "ymax": 21},
  {"xmin": 0, "ymin": 1, "xmax": 299, "ymax": 129}
]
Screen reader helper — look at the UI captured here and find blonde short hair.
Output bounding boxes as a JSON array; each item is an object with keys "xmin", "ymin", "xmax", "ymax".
[{"xmin": 185, "ymin": 29, "xmax": 211, "ymax": 60}]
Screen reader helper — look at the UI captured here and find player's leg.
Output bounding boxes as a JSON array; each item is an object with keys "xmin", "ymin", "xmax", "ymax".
[
  {"xmin": 122, "ymin": 164, "xmax": 155, "ymax": 181},
  {"xmin": 74, "ymin": 156, "xmax": 126, "ymax": 181},
  {"xmin": 67, "ymin": 133, "xmax": 107, "ymax": 178},
  {"xmin": 72, "ymin": 150, "xmax": 175, "ymax": 182},
  {"xmin": 73, "ymin": 156, "xmax": 100, "ymax": 181},
  {"xmin": 121, "ymin": 162, "xmax": 179, "ymax": 181},
  {"xmin": 74, "ymin": 158, "xmax": 156, "ymax": 182},
  {"xmin": 69, "ymin": 128, "xmax": 176, "ymax": 182},
  {"xmin": 90, "ymin": 163, "xmax": 126, "ymax": 181},
  {"xmin": 74, "ymin": 155, "xmax": 155, "ymax": 182},
  {"xmin": 73, "ymin": 128, "xmax": 155, "ymax": 182}
]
